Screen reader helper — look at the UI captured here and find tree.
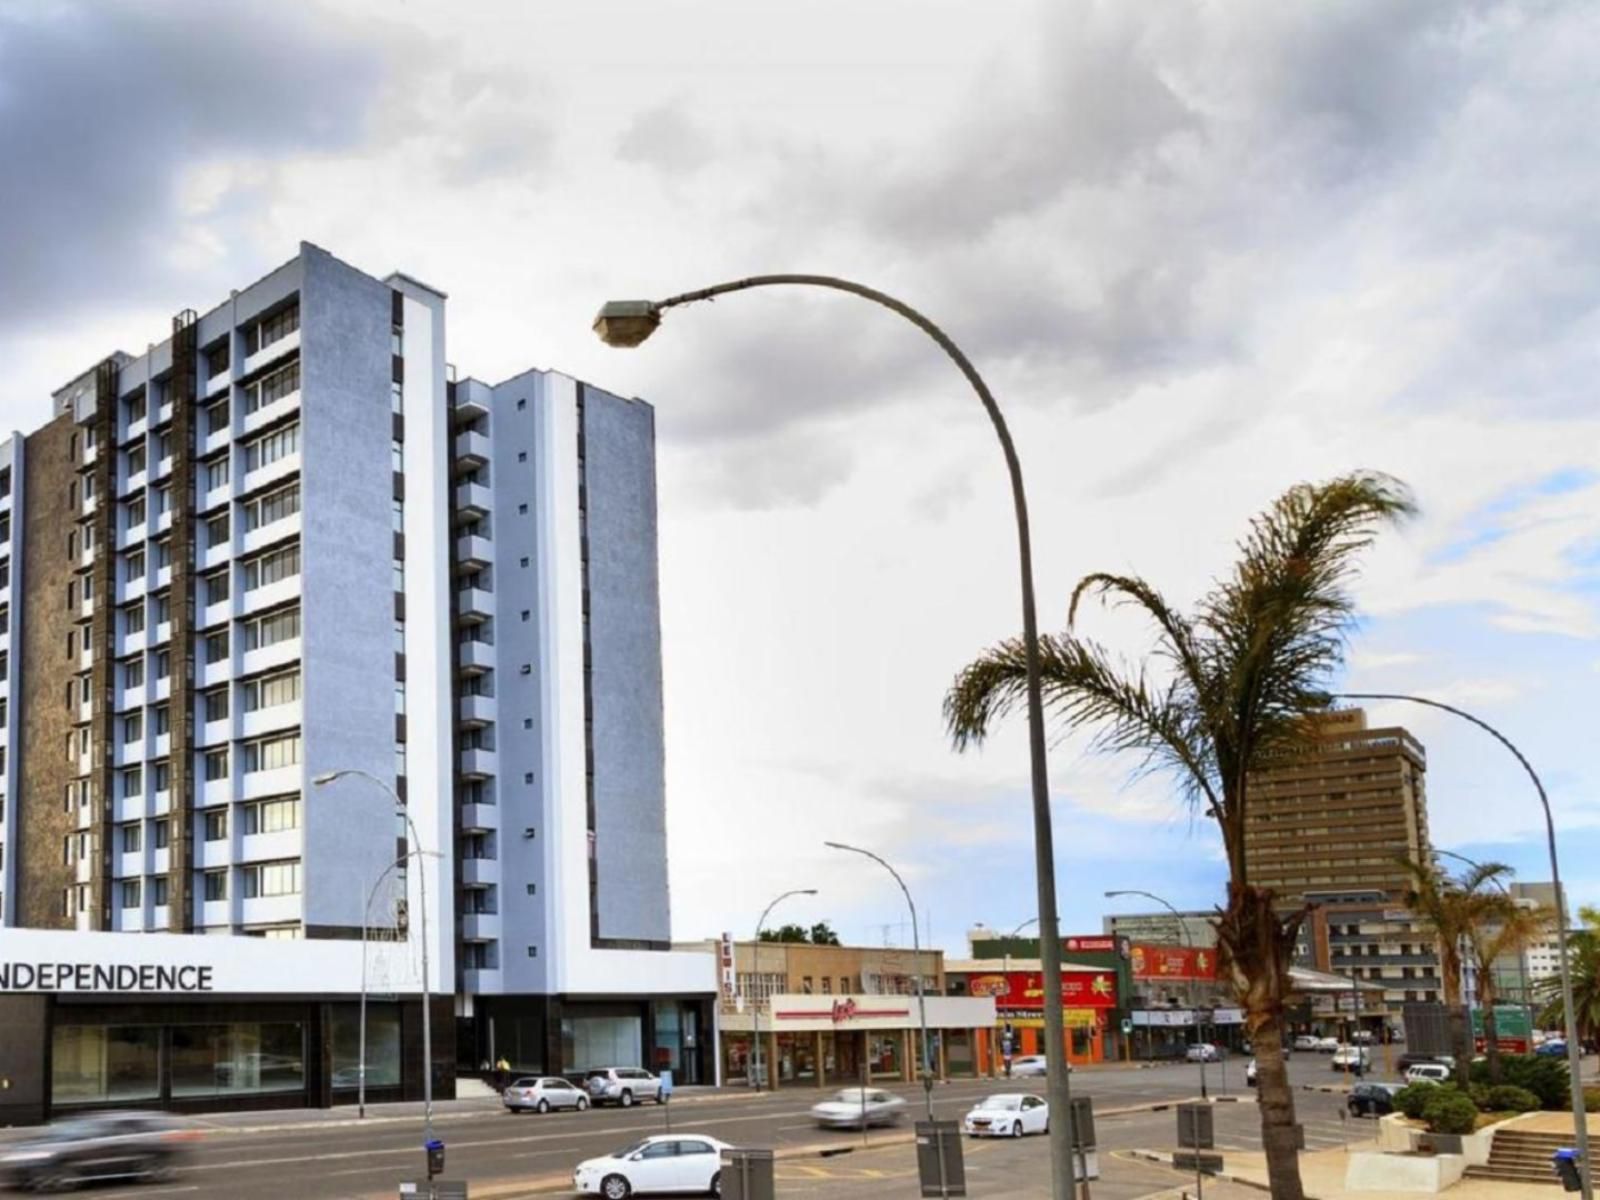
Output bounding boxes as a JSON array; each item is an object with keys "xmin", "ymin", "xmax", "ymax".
[
  {"xmin": 1466, "ymin": 895, "xmax": 1554, "ymax": 1083},
  {"xmin": 809, "ymin": 921, "xmax": 842, "ymax": 946},
  {"xmin": 1538, "ymin": 905, "xmax": 1600, "ymax": 1046},
  {"xmin": 944, "ymin": 472, "xmax": 1413, "ymax": 1200},
  {"xmin": 758, "ymin": 923, "xmax": 812, "ymax": 944},
  {"xmin": 1400, "ymin": 856, "xmax": 1512, "ymax": 1085}
]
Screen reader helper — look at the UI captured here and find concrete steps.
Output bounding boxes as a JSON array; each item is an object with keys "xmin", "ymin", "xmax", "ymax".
[{"xmin": 1462, "ymin": 1129, "xmax": 1576, "ymax": 1186}]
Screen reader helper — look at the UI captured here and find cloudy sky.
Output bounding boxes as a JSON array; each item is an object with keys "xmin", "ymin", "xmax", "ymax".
[{"xmin": 3, "ymin": 0, "xmax": 1597, "ymax": 955}]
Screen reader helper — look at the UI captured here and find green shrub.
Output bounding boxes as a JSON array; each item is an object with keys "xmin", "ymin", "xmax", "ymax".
[
  {"xmin": 1395, "ymin": 1083, "xmax": 1435, "ymax": 1120},
  {"xmin": 1470, "ymin": 1055, "xmax": 1571, "ymax": 1111},
  {"xmin": 1584, "ymin": 1086, "xmax": 1600, "ymax": 1114},
  {"xmin": 1484, "ymin": 1085, "xmax": 1541, "ymax": 1113},
  {"xmin": 1467, "ymin": 1083, "xmax": 1492, "ymax": 1110},
  {"xmin": 1423, "ymin": 1086, "xmax": 1480, "ymax": 1135}
]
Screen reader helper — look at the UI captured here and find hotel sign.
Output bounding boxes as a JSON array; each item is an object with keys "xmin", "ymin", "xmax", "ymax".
[{"xmin": 0, "ymin": 962, "xmax": 214, "ymax": 993}]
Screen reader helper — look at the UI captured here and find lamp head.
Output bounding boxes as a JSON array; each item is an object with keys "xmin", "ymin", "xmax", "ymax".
[
  {"xmin": 593, "ymin": 300, "xmax": 661, "ymax": 348},
  {"xmin": 312, "ymin": 771, "xmax": 342, "ymax": 787},
  {"xmin": 799, "ymin": 889, "xmax": 819, "ymax": 896}
]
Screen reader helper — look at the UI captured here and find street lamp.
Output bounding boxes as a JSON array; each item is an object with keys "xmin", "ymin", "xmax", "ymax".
[
  {"xmin": 998, "ymin": 918, "xmax": 1039, "ymax": 1076},
  {"xmin": 359, "ymin": 847, "xmax": 442, "ymax": 1119},
  {"xmin": 313, "ymin": 768, "xmax": 436, "ymax": 1176},
  {"xmin": 595, "ymin": 276, "xmax": 1078, "ymax": 1200},
  {"xmin": 750, "ymin": 888, "xmax": 819, "ymax": 1092},
  {"xmin": 1435, "ymin": 849, "xmax": 1538, "ymax": 1064},
  {"xmin": 1104, "ymin": 889, "xmax": 1190, "ymax": 947},
  {"xmin": 1106, "ymin": 888, "xmax": 1209, "ymax": 1097},
  {"xmin": 1337, "ymin": 692, "xmax": 1592, "ymax": 1200},
  {"xmin": 824, "ymin": 842, "xmax": 936, "ymax": 1123}
]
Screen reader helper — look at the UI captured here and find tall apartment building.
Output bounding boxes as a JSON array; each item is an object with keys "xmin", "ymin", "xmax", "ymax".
[
  {"xmin": 1245, "ymin": 708, "xmax": 1440, "ymax": 1020},
  {"xmin": 0, "ymin": 244, "xmax": 711, "ymax": 1123}
]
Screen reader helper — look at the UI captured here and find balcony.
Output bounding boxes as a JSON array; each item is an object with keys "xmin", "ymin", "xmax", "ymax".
[
  {"xmin": 453, "ymin": 482, "xmax": 491, "ymax": 523},
  {"xmin": 451, "ymin": 386, "xmax": 490, "ymax": 425},
  {"xmin": 453, "ymin": 430, "xmax": 490, "ymax": 474},
  {"xmin": 457, "ymin": 640, "xmax": 494, "ymax": 675},
  {"xmin": 459, "ymin": 748, "xmax": 497, "ymax": 780},
  {"xmin": 458, "ymin": 694, "xmax": 496, "ymax": 729},
  {"xmin": 455, "ymin": 534, "xmax": 493, "ymax": 572},
  {"xmin": 454, "ymin": 588, "xmax": 493, "ymax": 625},
  {"xmin": 205, "ymin": 368, "xmax": 232, "ymax": 399},
  {"xmin": 461, "ymin": 857, "xmax": 497, "ymax": 886},
  {"xmin": 460, "ymin": 803, "xmax": 498, "ymax": 833},
  {"xmin": 462, "ymin": 966, "xmax": 502, "ymax": 994},
  {"xmin": 241, "ymin": 327, "xmax": 300, "ymax": 378},
  {"xmin": 461, "ymin": 913, "xmax": 500, "ymax": 943}
]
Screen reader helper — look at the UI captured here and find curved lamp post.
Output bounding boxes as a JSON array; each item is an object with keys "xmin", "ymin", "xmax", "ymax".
[
  {"xmin": 750, "ymin": 888, "xmax": 819, "ymax": 1092},
  {"xmin": 359, "ymin": 846, "xmax": 442, "ymax": 1119},
  {"xmin": 313, "ymin": 768, "xmax": 436, "ymax": 1175},
  {"xmin": 824, "ymin": 841, "xmax": 936, "ymax": 1123},
  {"xmin": 1337, "ymin": 692, "xmax": 1591, "ymax": 1200},
  {"xmin": 1106, "ymin": 888, "xmax": 1210, "ymax": 1096},
  {"xmin": 1433, "ymin": 847, "xmax": 1537, "ymax": 1054},
  {"xmin": 596, "ymin": 277, "xmax": 1079, "ymax": 1199}
]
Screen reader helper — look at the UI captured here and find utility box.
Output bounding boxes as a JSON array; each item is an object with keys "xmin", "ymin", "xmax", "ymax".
[
  {"xmin": 915, "ymin": 1121, "xmax": 967, "ymax": 1197},
  {"xmin": 1178, "ymin": 1102, "xmax": 1214, "ymax": 1149},
  {"xmin": 720, "ymin": 1148, "xmax": 775, "ymax": 1200},
  {"xmin": 1554, "ymin": 1149, "xmax": 1584, "ymax": 1193}
]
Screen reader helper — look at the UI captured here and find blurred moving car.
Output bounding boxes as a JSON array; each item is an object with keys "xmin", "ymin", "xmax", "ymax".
[
  {"xmin": 572, "ymin": 1134, "xmax": 731, "ymax": 1198},
  {"xmin": 1330, "ymin": 1045, "xmax": 1371, "ymax": 1072},
  {"xmin": 808, "ymin": 1088, "xmax": 906, "ymax": 1129},
  {"xmin": 1186, "ymin": 1043, "xmax": 1223, "ymax": 1063},
  {"xmin": 1404, "ymin": 1062, "xmax": 1452, "ymax": 1085},
  {"xmin": 962, "ymin": 1094, "xmax": 1049, "ymax": 1138},
  {"xmin": 1292, "ymin": 1035, "xmax": 1320, "ymax": 1052},
  {"xmin": 1245, "ymin": 1059, "xmax": 1257, "ymax": 1086},
  {"xmin": 1535, "ymin": 1040, "xmax": 1569, "ymax": 1058},
  {"xmin": 505, "ymin": 1076, "xmax": 591, "ymax": 1113},
  {"xmin": 0, "ymin": 1113, "xmax": 198, "ymax": 1192},
  {"xmin": 585, "ymin": 1067, "xmax": 664, "ymax": 1108},
  {"xmin": 1010, "ymin": 1055, "xmax": 1067, "ymax": 1076},
  {"xmin": 1314, "ymin": 1036, "xmax": 1340, "ymax": 1053},
  {"xmin": 1347, "ymin": 1082, "xmax": 1403, "ymax": 1117}
]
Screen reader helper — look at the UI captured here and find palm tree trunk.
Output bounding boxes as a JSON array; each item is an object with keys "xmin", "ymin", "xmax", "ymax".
[
  {"xmin": 1217, "ymin": 883, "xmax": 1306, "ymax": 1200},
  {"xmin": 1483, "ymin": 1004, "xmax": 1502, "ymax": 1083},
  {"xmin": 1448, "ymin": 1004, "xmax": 1473, "ymax": 1087}
]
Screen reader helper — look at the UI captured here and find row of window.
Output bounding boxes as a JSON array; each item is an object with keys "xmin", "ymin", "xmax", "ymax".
[
  {"xmin": 107, "ymin": 730, "xmax": 301, "ymax": 776},
  {"xmin": 118, "ymin": 859, "xmax": 300, "ymax": 909},
  {"xmin": 115, "ymin": 796, "xmax": 301, "ymax": 853}
]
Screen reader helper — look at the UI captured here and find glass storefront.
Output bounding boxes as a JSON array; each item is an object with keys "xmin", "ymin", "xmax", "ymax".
[
  {"xmin": 52, "ymin": 1026, "xmax": 160, "ymax": 1105},
  {"xmin": 171, "ymin": 1023, "xmax": 305, "ymax": 1097},
  {"xmin": 775, "ymin": 1033, "xmax": 817, "ymax": 1083},
  {"xmin": 330, "ymin": 1005, "xmax": 402, "ymax": 1090},
  {"xmin": 868, "ymin": 1033, "xmax": 901, "ymax": 1079},
  {"xmin": 560, "ymin": 1016, "xmax": 642, "ymax": 1071}
]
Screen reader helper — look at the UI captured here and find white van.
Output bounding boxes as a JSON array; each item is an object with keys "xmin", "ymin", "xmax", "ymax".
[{"xmin": 1404, "ymin": 1062, "xmax": 1451, "ymax": 1085}]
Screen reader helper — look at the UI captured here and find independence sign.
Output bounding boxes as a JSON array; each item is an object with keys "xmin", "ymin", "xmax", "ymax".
[{"xmin": 0, "ymin": 962, "xmax": 215, "ymax": 993}]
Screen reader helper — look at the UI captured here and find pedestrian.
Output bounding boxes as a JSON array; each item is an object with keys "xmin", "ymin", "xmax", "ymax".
[{"xmin": 496, "ymin": 1055, "xmax": 510, "ymax": 1091}]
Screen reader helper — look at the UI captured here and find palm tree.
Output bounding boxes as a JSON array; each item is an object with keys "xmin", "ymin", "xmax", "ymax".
[
  {"xmin": 944, "ymin": 472, "xmax": 1413, "ymax": 1200},
  {"xmin": 1400, "ymin": 857, "xmax": 1512, "ymax": 1084},
  {"xmin": 1539, "ymin": 906, "xmax": 1600, "ymax": 1048},
  {"xmin": 1467, "ymin": 897, "xmax": 1555, "ymax": 1082}
]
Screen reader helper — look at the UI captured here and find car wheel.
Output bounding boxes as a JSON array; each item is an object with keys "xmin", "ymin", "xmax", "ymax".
[
  {"xmin": 620, "ymin": 1089, "xmax": 635, "ymax": 1108},
  {"xmin": 576, "ymin": 1096, "xmax": 589, "ymax": 1111},
  {"xmin": 1010, "ymin": 1122, "xmax": 1023, "ymax": 1139},
  {"xmin": 31, "ymin": 1167, "xmax": 74, "ymax": 1194},
  {"xmin": 536, "ymin": 1098, "xmax": 551, "ymax": 1113},
  {"xmin": 708, "ymin": 1169, "xmax": 722, "ymax": 1197},
  {"xmin": 1042, "ymin": 1120, "xmax": 1049, "ymax": 1136},
  {"xmin": 656, "ymin": 1091, "xmax": 667, "ymax": 1105},
  {"xmin": 142, "ymin": 1154, "xmax": 176, "ymax": 1183},
  {"xmin": 601, "ymin": 1173, "xmax": 632, "ymax": 1200}
]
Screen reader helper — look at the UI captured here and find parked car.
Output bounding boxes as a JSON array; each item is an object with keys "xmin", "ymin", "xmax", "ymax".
[
  {"xmin": 1535, "ymin": 1040, "xmax": 1569, "ymax": 1058},
  {"xmin": 1186, "ymin": 1043, "xmax": 1224, "ymax": 1063},
  {"xmin": 808, "ymin": 1087, "xmax": 907, "ymax": 1129},
  {"xmin": 1010, "ymin": 1055, "xmax": 1066, "ymax": 1076},
  {"xmin": 1352, "ymin": 1030, "xmax": 1375, "ymax": 1045},
  {"xmin": 0, "ymin": 1113, "xmax": 199, "ymax": 1193},
  {"xmin": 506, "ymin": 1075, "xmax": 591, "ymax": 1113},
  {"xmin": 1331, "ymin": 1045, "xmax": 1371, "ymax": 1072},
  {"xmin": 1348, "ymin": 1082, "xmax": 1403, "ymax": 1117},
  {"xmin": 585, "ymin": 1067, "xmax": 664, "ymax": 1108},
  {"xmin": 962, "ymin": 1093, "xmax": 1049, "ymax": 1138},
  {"xmin": 1404, "ymin": 1062, "xmax": 1452, "ymax": 1085},
  {"xmin": 1292, "ymin": 1034, "xmax": 1320, "ymax": 1052},
  {"xmin": 1398, "ymin": 1052, "xmax": 1454, "ymax": 1071},
  {"xmin": 572, "ymin": 1134, "xmax": 731, "ymax": 1198},
  {"xmin": 1314, "ymin": 1036, "xmax": 1340, "ymax": 1053}
]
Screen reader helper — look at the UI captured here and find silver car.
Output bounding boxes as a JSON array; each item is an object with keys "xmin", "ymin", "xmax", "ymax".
[
  {"xmin": 809, "ymin": 1087, "xmax": 906, "ymax": 1129},
  {"xmin": 505, "ymin": 1075, "xmax": 591, "ymax": 1113},
  {"xmin": 585, "ymin": 1066, "xmax": 664, "ymax": 1107},
  {"xmin": 0, "ymin": 1113, "xmax": 199, "ymax": 1192}
]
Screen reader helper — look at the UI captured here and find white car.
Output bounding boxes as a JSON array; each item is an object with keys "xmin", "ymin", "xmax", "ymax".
[
  {"xmin": 1186, "ymin": 1043, "xmax": 1223, "ymax": 1063},
  {"xmin": 585, "ymin": 1067, "xmax": 664, "ymax": 1108},
  {"xmin": 1246, "ymin": 1058, "xmax": 1257, "ymax": 1086},
  {"xmin": 1292, "ymin": 1035, "xmax": 1320, "ymax": 1052},
  {"xmin": 1314, "ymin": 1036, "xmax": 1340, "ymax": 1053},
  {"xmin": 963, "ymin": 1093, "xmax": 1049, "ymax": 1138},
  {"xmin": 1404, "ymin": 1062, "xmax": 1452, "ymax": 1085},
  {"xmin": 505, "ymin": 1075, "xmax": 590, "ymax": 1113},
  {"xmin": 808, "ymin": 1087, "xmax": 906, "ymax": 1129},
  {"xmin": 1330, "ymin": 1046, "xmax": 1371, "ymax": 1072},
  {"xmin": 573, "ymin": 1134, "xmax": 731, "ymax": 1198},
  {"xmin": 1010, "ymin": 1055, "xmax": 1065, "ymax": 1077}
]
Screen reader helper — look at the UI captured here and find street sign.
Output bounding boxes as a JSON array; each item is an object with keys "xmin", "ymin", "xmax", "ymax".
[
  {"xmin": 660, "ymin": 1069, "xmax": 674, "ymax": 1099},
  {"xmin": 1120, "ymin": 1018, "xmax": 1133, "ymax": 1036}
]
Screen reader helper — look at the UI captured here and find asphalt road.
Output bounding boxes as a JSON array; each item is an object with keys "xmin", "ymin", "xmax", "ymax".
[{"xmin": 1, "ymin": 1057, "xmax": 1372, "ymax": 1200}]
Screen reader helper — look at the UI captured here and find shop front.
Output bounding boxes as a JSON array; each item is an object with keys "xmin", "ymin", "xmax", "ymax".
[
  {"xmin": 955, "ymin": 965, "xmax": 1119, "ymax": 1068},
  {"xmin": 460, "ymin": 993, "xmax": 716, "ymax": 1085},
  {"xmin": 719, "ymin": 993, "xmax": 996, "ymax": 1089}
]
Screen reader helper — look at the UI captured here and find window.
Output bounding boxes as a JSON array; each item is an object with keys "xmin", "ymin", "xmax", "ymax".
[
  {"xmin": 121, "ymin": 824, "xmax": 141, "ymax": 853},
  {"xmin": 155, "ymin": 593, "xmax": 171, "ymax": 625},
  {"xmin": 245, "ymin": 359, "xmax": 299, "ymax": 414},
  {"xmin": 244, "ymin": 423, "xmax": 298, "ymax": 473},
  {"xmin": 243, "ymin": 796, "xmax": 299, "ymax": 835},
  {"xmin": 203, "ymin": 688, "xmax": 228, "ymax": 723},
  {"xmin": 247, "ymin": 304, "xmax": 299, "ymax": 354},
  {"xmin": 157, "ymin": 433, "xmax": 173, "ymax": 465},
  {"xmin": 203, "ymin": 870, "xmax": 228, "ymax": 901},
  {"xmin": 205, "ymin": 630, "xmax": 229, "ymax": 664},
  {"xmin": 153, "ymin": 761, "xmax": 170, "ymax": 793},
  {"xmin": 127, "ymin": 496, "xmax": 146, "ymax": 528},
  {"xmin": 206, "ymin": 401, "xmax": 230, "ymax": 437},
  {"xmin": 153, "ymin": 819, "xmax": 170, "ymax": 850},
  {"xmin": 243, "ymin": 542, "xmax": 299, "ymax": 591},
  {"xmin": 206, "ymin": 340, "xmax": 230, "ymax": 379},
  {"xmin": 125, "ymin": 550, "xmax": 145, "ymax": 582},
  {"xmin": 125, "ymin": 604, "xmax": 145, "ymax": 636},
  {"xmin": 154, "ymin": 704, "xmax": 170, "ymax": 736},
  {"xmin": 204, "ymin": 749, "xmax": 229, "ymax": 781},
  {"xmin": 242, "ymin": 860, "xmax": 300, "ymax": 898},
  {"xmin": 518, "ymin": 503, "xmax": 528, "ymax": 515},
  {"xmin": 0, "ymin": 558, "xmax": 8, "ymax": 588},
  {"xmin": 122, "ymin": 880, "xmax": 142, "ymax": 909},
  {"xmin": 207, "ymin": 512, "xmax": 230, "ymax": 549},
  {"xmin": 155, "ymin": 649, "xmax": 170, "ymax": 680},
  {"xmin": 391, "ymin": 440, "xmax": 404, "ymax": 472},
  {"xmin": 245, "ymin": 606, "xmax": 299, "ymax": 650},
  {"xmin": 204, "ymin": 810, "xmax": 227, "ymax": 841},
  {"xmin": 122, "ymin": 767, "xmax": 143, "ymax": 798},
  {"xmin": 155, "ymin": 537, "xmax": 172, "ymax": 569},
  {"xmin": 245, "ymin": 482, "xmax": 299, "ymax": 532},
  {"xmin": 123, "ymin": 656, "xmax": 144, "ymax": 689},
  {"xmin": 244, "ymin": 669, "xmax": 300, "ymax": 712},
  {"xmin": 390, "ymin": 379, "xmax": 403, "ymax": 414},
  {"xmin": 244, "ymin": 733, "xmax": 300, "ymax": 773},
  {"xmin": 391, "ymin": 500, "xmax": 404, "ymax": 532},
  {"xmin": 152, "ymin": 877, "xmax": 169, "ymax": 907},
  {"xmin": 127, "ymin": 445, "xmax": 146, "ymax": 477},
  {"xmin": 204, "ymin": 569, "xmax": 229, "ymax": 605},
  {"xmin": 123, "ymin": 713, "xmax": 142, "ymax": 743},
  {"xmin": 517, "ymin": 451, "xmax": 527, "ymax": 463}
]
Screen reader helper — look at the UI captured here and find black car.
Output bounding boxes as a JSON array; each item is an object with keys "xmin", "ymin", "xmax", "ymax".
[
  {"xmin": 1347, "ymin": 1082, "xmax": 1402, "ymax": 1117},
  {"xmin": 0, "ymin": 1112, "xmax": 197, "ymax": 1192}
]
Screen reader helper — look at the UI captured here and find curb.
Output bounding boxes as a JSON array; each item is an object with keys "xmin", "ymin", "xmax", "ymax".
[{"xmin": 1121, "ymin": 1149, "xmax": 1283, "ymax": 1197}]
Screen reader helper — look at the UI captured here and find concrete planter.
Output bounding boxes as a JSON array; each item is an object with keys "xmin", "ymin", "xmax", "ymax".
[{"xmin": 1346, "ymin": 1151, "xmax": 1466, "ymax": 1193}]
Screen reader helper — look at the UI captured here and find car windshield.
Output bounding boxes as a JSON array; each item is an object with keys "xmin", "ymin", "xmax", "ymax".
[
  {"xmin": 41, "ymin": 1120, "xmax": 107, "ymax": 1142},
  {"xmin": 829, "ymin": 1089, "xmax": 873, "ymax": 1103},
  {"xmin": 612, "ymin": 1139, "xmax": 651, "ymax": 1158},
  {"xmin": 976, "ymin": 1096, "xmax": 1022, "ymax": 1111}
]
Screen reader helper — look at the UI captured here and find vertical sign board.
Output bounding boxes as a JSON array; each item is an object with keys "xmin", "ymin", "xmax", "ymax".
[{"xmin": 719, "ymin": 932, "xmax": 736, "ymax": 1003}]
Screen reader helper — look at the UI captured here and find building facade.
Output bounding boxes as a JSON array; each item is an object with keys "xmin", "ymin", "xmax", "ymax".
[{"xmin": 0, "ymin": 244, "xmax": 711, "ymax": 1122}]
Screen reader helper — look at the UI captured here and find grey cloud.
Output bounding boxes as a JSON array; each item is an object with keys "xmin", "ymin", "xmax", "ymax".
[
  {"xmin": 616, "ymin": 100, "xmax": 715, "ymax": 175},
  {"xmin": 433, "ymin": 68, "xmax": 555, "ymax": 185},
  {"xmin": 676, "ymin": 426, "xmax": 857, "ymax": 511},
  {"xmin": 0, "ymin": 2, "xmax": 412, "ymax": 323}
]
